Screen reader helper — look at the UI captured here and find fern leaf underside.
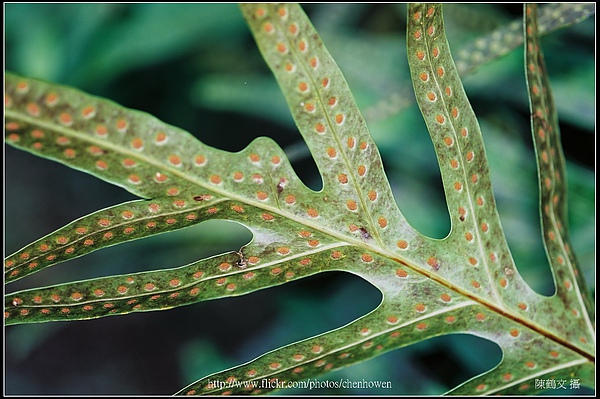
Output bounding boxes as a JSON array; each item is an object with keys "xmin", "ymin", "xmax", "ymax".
[{"xmin": 4, "ymin": 3, "xmax": 594, "ymax": 395}]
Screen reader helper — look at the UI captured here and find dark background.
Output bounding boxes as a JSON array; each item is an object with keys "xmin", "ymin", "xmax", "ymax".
[{"xmin": 4, "ymin": 3, "xmax": 595, "ymax": 395}]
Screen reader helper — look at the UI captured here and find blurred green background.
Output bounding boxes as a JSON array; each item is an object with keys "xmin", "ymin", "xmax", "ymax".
[{"xmin": 4, "ymin": 3, "xmax": 595, "ymax": 395}]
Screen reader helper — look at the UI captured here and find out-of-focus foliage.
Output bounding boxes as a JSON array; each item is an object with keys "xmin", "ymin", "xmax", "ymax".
[{"xmin": 4, "ymin": 3, "xmax": 594, "ymax": 395}]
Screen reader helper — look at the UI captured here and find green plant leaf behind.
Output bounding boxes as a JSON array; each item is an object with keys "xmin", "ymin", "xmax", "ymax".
[
  {"xmin": 454, "ymin": 3, "xmax": 596, "ymax": 76},
  {"xmin": 4, "ymin": 3, "xmax": 595, "ymax": 396},
  {"xmin": 4, "ymin": 3, "xmax": 248, "ymax": 89}
]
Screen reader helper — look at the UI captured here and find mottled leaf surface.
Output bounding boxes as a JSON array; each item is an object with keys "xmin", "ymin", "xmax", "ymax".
[{"xmin": 4, "ymin": 3, "xmax": 594, "ymax": 396}]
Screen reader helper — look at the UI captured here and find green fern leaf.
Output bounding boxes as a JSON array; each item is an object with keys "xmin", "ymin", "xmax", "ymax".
[{"xmin": 4, "ymin": 3, "xmax": 594, "ymax": 395}]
